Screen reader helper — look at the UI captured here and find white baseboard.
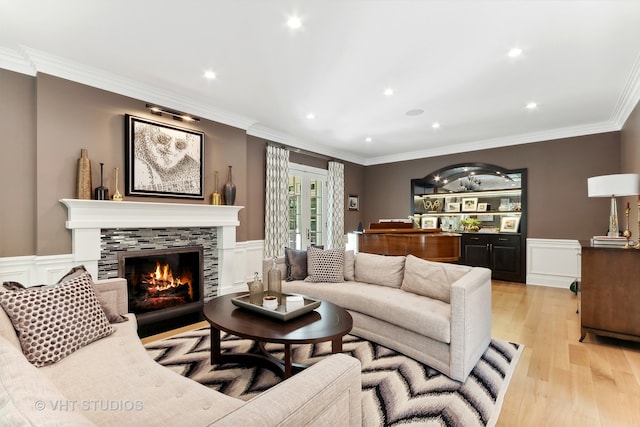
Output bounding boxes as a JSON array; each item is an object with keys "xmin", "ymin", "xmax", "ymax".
[{"xmin": 526, "ymin": 238, "xmax": 581, "ymax": 288}]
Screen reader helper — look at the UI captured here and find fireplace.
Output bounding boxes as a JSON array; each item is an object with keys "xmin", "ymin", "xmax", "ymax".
[{"xmin": 118, "ymin": 246, "xmax": 204, "ymax": 326}]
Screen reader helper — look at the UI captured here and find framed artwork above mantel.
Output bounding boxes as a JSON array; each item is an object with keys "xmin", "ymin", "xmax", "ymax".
[{"xmin": 125, "ymin": 114, "xmax": 205, "ymax": 199}]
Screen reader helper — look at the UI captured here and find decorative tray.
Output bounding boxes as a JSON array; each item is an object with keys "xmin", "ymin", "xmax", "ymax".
[{"xmin": 231, "ymin": 292, "xmax": 321, "ymax": 321}]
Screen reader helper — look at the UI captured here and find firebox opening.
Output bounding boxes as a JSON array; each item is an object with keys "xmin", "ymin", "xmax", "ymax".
[{"xmin": 118, "ymin": 246, "xmax": 204, "ymax": 327}]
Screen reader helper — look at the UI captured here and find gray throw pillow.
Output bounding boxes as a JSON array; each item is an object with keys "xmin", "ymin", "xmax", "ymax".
[{"xmin": 285, "ymin": 247, "xmax": 308, "ymax": 281}]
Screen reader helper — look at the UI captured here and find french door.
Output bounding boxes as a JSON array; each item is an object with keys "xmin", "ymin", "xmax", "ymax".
[{"xmin": 288, "ymin": 164, "xmax": 327, "ymax": 250}]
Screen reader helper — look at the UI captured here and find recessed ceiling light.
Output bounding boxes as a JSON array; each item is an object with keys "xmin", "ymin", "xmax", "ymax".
[
  {"xmin": 306, "ymin": 113, "xmax": 315, "ymax": 119},
  {"xmin": 365, "ymin": 137, "xmax": 372, "ymax": 142},
  {"xmin": 406, "ymin": 109, "xmax": 424, "ymax": 116},
  {"xmin": 432, "ymin": 122, "xmax": 440, "ymax": 129},
  {"xmin": 508, "ymin": 47, "xmax": 523, "ymax": 58},
  {"xmin": 287, "ymin": 15, "xmax": 302, "ymax": 29},
  {"xmin": 526, "ymin": 102, "xmax": 538, "ymax": 110},
  {"xmin": 203, "ymin": 70, "xmax": 216, "ymax": 79},
  {"xmin": 384, "ymin": 88, "xmax": 394, "ymax": 96}
]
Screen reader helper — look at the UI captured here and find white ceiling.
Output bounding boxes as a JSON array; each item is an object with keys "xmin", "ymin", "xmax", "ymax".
[{"xmin": 2, "ymin": 0, "xmax": 640, "ymax": 165}]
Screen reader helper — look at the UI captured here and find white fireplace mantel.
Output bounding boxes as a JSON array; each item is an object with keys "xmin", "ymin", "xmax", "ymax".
[
  {"xmin": 60, "ymin": 199, "xmax": 244, "ymax": 295},
  {"xmin": 60, "ymin": 199, "xmax": 242, "ymax": 229}
]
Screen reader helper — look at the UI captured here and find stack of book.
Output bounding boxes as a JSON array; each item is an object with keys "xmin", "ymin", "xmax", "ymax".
[{"xmin": 590, "ymin": 236, "xmax": 632, "ymax": 247}]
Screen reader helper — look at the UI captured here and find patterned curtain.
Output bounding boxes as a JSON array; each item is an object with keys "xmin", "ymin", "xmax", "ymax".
[
  {"xmin": 264, "ymin": 145, "xmax": 290, "ymax": 259},
  {"xmin": 327, "ymin": 161, "xmax": 345, "ymax": 249}
]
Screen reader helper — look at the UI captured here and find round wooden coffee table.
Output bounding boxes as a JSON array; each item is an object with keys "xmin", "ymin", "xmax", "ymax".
[{"xmin": 203, "ymin": 292, "xmax": 352, "ymax": 378}]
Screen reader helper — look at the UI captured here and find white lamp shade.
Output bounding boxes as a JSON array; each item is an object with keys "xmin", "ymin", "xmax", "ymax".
[{"xmin": 587, "ymin": 173, "xmax": 640, "ymax": 198}]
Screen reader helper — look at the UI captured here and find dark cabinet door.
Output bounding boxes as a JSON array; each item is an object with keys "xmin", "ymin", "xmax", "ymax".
[
  {"xmin": 490, "ymin": 235, "xmax": 521, "ymax": 282},
  {"xmin": 462, "ymin": 234, "xmax": 490, "ymax": 268}
]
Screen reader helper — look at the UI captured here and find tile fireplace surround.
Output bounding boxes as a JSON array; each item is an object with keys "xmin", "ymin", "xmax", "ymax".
[{"xmin": 60, "ymin": 199, "xmax": 243, "ymax": 296}]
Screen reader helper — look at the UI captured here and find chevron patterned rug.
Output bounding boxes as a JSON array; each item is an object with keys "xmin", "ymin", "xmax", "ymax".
[{"xmin": 145, "ymin": 328, "xmax": 522, "ymax": 426}]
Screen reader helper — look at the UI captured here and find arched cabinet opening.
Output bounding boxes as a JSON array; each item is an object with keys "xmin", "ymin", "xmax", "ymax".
[{"xmin": 411, "ymin": 163, "xmax": 527, "ymax": 283}]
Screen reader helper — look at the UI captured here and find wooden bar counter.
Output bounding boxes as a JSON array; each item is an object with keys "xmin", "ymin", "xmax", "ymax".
[{"xmin": 357, "ymin": 228, "xmax": 461, "ymax": 262}]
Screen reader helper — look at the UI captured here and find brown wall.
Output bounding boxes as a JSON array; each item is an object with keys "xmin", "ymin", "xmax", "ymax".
[
  {"xmin": 246, "ymin": 135, "xmax": 267, "ymax": 240},
  {"xmin": 344, "ymin": 161, "xmax": 366, "ymax": 232},
  {"xmin": 363, "ymin": 133, "xmax": 622, "ymax": 240},
  {"xmin": 622, "ymin": 100, "xmax": 640, "ymax": 174},
  {"xmin": 0, "ymin": 69, "xmax": 36, "ymax": 256}
]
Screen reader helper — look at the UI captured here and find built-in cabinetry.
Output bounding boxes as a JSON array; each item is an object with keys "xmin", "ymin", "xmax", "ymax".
[
  {"xmin": 461, "ymin": 233, "xmax": 521, "ymax": 282},
  {"xmin": 411, "ymin": 163, "xmax": 527, "ymax": 282},
  {"xmin": 580, "ymin": 245, "xmax": 640, "ymax": 343}
]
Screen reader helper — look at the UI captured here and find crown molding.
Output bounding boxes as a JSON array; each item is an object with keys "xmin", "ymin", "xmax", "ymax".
[
  {"xmin": 0, "ymin": 47, "xmax": 34, "ymax": 75},
  {"xmin": 611, "ymin": 52, "xmax": 640, "ymax": 128},
  {"xmin": 247, "ymin": 123, "xmax": 367, "ymax": 165},
  {"xmin": 19, "ymin": 46, "xmax": 256, "ymax": 131},
  {"xmin": 363, "ymin": 121, "xmax": 620, "ymax": 166}
]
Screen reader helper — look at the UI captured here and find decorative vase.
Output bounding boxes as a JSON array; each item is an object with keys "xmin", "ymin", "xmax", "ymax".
[
  {"xmin": 267, "ymin": 257, "xmax": 282, "ymax": 304},
  {"xmin": 76, "ymin": 149, "xmax": 92, "ymax": 199},
  {"xmin": 247, "ymin": 272, "xmax": 263, "ymax": 305},
  {"xmin": 223, "ymin": 165, "xmax": 236, "ymax": 205},
  {"xmin": 94, "ymin": 162, "xmax": 109, "ymax": 200},
  {"xmin": 211, "ymin": 170, "xmax": 222, "ymax": 205},
  {"xmin": 112, "ymin": 167, "xmax": 123, "ymax": 201}
]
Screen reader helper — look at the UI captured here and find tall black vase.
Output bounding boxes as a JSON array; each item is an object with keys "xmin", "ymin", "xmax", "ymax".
[{"xmin": 223, "ymin": 165, "xmax": 236, "ymax": 205}]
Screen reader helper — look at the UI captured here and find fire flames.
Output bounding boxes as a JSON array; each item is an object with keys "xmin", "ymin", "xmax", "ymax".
[{"xmin": 142, "ymin": 261, "xmax": 194, "ymax": 300}]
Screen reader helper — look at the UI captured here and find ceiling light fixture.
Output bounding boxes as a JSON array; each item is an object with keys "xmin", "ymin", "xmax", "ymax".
[
  {"xmin": 287, "ymin": 16, "xmax": 302, "ymax": 29},
  {"xmin": 145, "ymin": 104, "xmax": 200, "ymax": 122},
  {"xmin": 203, "ymin": 70, "xmax": 216, "ymax": 79},
  {"xmin": 384, "ymin": 88, "xmax": 394, "ymax": 96},
  {"xmin": 432, "ymin": 122, "xmax": 440, "ymax": 129},
  {"xmin": 306, "ymin": 113, "xmax": 315, "ymax": 119},
  {"xmin": 526, "ymin": 102, "xmax": 538, "ymax": 110},
  {"xmin": 508, "ymin": 47, "xmax": 523, "ymax": 58},
  {"xmin": 365, "ymin": 137, "xmax": 372, "ymax": 142}
]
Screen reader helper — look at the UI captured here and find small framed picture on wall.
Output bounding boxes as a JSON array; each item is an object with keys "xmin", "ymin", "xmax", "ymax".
[{"xmin": 348, "ymin": 195, "xmax": 359, "ymax": 211}]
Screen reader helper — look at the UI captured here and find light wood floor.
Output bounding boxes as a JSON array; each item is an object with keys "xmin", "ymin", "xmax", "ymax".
[
  {"xmin": 141, "ymin": 282, "xmax": 640, "ymax": 426},
  {"xmin": 493, "ymin": 281, "xmax": 640, "ymax": 427}
]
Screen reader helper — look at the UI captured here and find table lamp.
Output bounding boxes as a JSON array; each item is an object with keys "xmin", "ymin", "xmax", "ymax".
[{"xmin": 587, "ymin": 173, "xmax": 640, "ymax": 237}]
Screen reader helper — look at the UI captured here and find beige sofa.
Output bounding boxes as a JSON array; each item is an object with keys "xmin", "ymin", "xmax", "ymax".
[
  {"xmin": 0, "ymin": 277, "xmax": 362, "ymax": 427},
  {"xmin": 264, "ymin": 250, "xmax": 492, "ymax": 382}
]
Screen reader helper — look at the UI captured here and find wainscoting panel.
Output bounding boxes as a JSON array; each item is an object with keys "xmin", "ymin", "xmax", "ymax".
[
  {"xmin": 526, "ymin": 238, "xmax": 581, "ymax": 288},
  {"xmin": 220, "ymin": 240, "xmax": 266, "ymax": 296},
  {"xmin": 0, "ymin": 254, "xmax": 77, "ymax": 286}
]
